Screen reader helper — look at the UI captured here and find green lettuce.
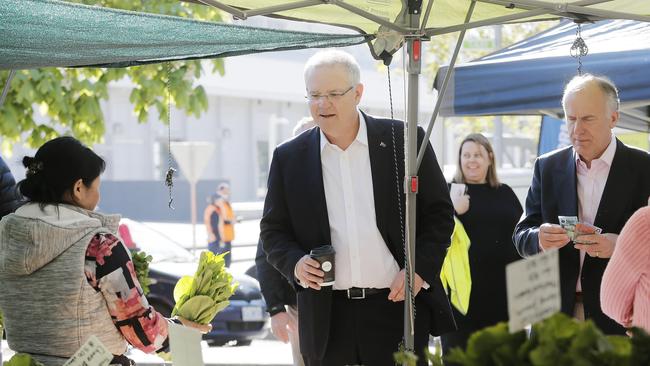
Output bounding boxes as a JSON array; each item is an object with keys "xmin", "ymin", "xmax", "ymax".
[
  {"xmin": 3, "ymin": 353, "xmax": 45, "ymax": 366},
  {"xmin": 171, "ymin": 251, "xmax": 237, "ymax": 324}
]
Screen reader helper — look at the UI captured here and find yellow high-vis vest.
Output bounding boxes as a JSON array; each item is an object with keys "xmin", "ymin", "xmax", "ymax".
[{"xmin": 440, "ymin": 217, "xmax": 472, "ymax": 315}]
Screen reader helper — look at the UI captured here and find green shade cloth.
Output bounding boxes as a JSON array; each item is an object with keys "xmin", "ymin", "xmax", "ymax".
[
  {"xmin": 197, "ymin": 0, "xmax": 650, "ymax": 35},
  {"xmin": 0, "ymin": 0, "xmax": 371, "ymax": 70}
]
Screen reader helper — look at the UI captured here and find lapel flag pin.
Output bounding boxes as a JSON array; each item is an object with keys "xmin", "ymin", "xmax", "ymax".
[{"xmin": 380, "ymin": 142, "xmax": 387, "ymax": 148}]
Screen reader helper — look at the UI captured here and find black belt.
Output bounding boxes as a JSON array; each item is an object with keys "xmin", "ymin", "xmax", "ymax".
[{"xmin": 333, "ymin": 287, "xmax": 389, "ymax": 300}]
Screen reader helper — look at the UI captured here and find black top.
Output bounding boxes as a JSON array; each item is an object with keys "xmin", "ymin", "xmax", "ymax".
[
  {"xmin": 0, "ymin": 156, "xmax": 21, "ymax": 219},
  {"xmin": 454, "ymin": 182, "xmax": 523, "ymax": 330}
]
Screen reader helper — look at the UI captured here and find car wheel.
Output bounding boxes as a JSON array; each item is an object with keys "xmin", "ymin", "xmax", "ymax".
[{"xmin": 206, "ymin": 338, "xmax": 230, "ymax": 347}]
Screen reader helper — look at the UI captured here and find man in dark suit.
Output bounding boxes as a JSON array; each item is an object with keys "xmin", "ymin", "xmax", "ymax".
[
  {"xmin": 260, "ymin": 50, "xmax": 455, "ymax": 366},
  {"xmin": 255, "ymin": 239, "xmax": 302, "ymax": 365},
  {"xmin": 514, "ymin": 74, "xmax": 650, "ymax": 335}
]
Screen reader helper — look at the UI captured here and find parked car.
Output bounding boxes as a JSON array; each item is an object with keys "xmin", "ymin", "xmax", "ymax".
[{"xmin": 120, "ymin": 218, "xmax": 269, "ymax": 346}]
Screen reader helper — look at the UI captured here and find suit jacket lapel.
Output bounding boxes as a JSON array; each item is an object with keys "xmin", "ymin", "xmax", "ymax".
[
  {"xmin": 556, "ymin": 148, "xmax": 579, "ymax": 218},
  {"xmin": 364, "ymin": 113, "xmax": 393, "ymax": 247},
  {"xmin": 303, "ymin": 129, "xmax": 331, "ymax": 245},
  {"xmin": 594, "ymin": 139, "xmax": 628, "ymax": 232},
  {"xmin": 555, "ymin": 148, "xmax": 580, "ymax": 267}
]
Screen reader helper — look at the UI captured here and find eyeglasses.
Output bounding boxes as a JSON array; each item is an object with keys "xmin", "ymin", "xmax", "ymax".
[{"xmin": 305, "ymin": 86, "xmax": 354, "ymax": 103}]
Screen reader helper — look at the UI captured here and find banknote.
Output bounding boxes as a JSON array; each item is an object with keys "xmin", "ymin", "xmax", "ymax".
[
  {"xmin": 574, "ymin": 222, "xmax": 602, "ymax": 244},
  {"xmin": 558, "ymin": 215, "xmax": 579, "ymax": 241}
]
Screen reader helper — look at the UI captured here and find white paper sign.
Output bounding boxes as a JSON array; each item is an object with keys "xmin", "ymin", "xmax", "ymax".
[
  {"xmin": 63, "ymin": 336, "xmax": 112, "ymax": 366},
  {"xmin": 506, "ymin": 249, "xmax": 561, "ymax": 333},
  {"xmin": 450, "ymin": 183, "xmax": 466, "ymax": 200},
  {"xmin": 169, "ymin": 322, "xmax": 205, "ymax": 366}
]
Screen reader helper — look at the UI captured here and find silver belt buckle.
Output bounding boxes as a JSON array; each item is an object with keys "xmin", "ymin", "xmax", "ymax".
[{"xmin": 347, "ymin": 288, "xmax": 366, "ymax": 299}]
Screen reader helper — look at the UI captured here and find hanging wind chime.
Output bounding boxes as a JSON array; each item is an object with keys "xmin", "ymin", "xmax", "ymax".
[
  {"xmin": 165, "ymin": 62, "xmax": 177, "ymax": 209},
  {"xmin": 570, "ymin": 22, "xmax": 589, "ymax": 75}
]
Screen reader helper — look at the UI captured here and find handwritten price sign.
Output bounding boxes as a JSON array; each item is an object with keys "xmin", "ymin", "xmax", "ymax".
[{"xmin": 506, "ymin": 249, "xmax": 561, "ymax": 333}]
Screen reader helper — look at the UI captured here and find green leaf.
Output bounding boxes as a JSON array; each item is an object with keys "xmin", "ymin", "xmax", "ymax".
[
  {"xmin": 3, "ymin": 353, "xmax": 45, "ymax": 366},
  {"xmin": 173, "ymin": 275, "xmax": 195, "ymax": 303},
  {"xmin": 176, "ymin": 295, "xmax": 217, "ymax": 324}
]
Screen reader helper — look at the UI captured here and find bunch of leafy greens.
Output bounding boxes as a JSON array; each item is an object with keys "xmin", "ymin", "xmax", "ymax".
[
  {"xmin": 444, "ymin": 313, "xmax": 650, "ymax": 366},
  {"xmin": 171, "ymin": 251, "xmax": 237, "ymax": 324},
  {"xmin": 394, "ymin": 344, "xmax": 444, "ymax": 366},
  {"xmin": 130, "ymin": 250, "xmax": 153, "ymax": 295},
  {"xmin": 3, "ymin": 353, "xmax": 44, "ymax": 366}
]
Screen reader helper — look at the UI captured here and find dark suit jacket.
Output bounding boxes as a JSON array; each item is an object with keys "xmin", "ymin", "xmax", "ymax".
[
  {"xmin": 255, "ymin": 238, "xmax": 296, "ymax": 316},
  {"xmin": 513, "ymin": 139, "xmax": 650, "ymax": 334},
  {"xmin": 260, "ymin": 112, "xmax": 455, "ymax": 359}
]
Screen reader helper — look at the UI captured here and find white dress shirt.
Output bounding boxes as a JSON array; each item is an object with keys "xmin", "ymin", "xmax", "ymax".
[
  {"xmin": 575, "ymin": 133, "xmax": 616, "ymax": 292},
  {"xmin": 319, "ymin": 111, "xmax": 400, "ymax": 290}
]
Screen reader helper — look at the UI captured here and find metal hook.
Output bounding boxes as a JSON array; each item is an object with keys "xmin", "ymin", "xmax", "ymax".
[{"xmin": 165, "ymin": 167, "xmax": 177, "ymax": 209}]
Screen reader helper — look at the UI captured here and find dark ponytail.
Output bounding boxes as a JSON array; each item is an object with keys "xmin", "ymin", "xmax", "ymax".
[{"xmin": 18, "ymin": 136, "xmax": 105, "ymax": 205}]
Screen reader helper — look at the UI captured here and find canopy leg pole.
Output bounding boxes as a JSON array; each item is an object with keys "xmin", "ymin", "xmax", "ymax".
[
  {"xmin": 403, "ymin": 0, "xmax": 422, "ymax": 359},
  {"xmin": 0, "ymin": 70, "xmax": 16, "ymax": 108},
  {"xmin": 416, "ymin": 0, "xmax": 476, "ymax": 170}
]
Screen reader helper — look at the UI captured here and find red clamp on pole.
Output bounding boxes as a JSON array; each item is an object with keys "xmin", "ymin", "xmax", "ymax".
[
  {"xmin": 412, "ymin": 39, "xmax": 421, "ymax": 62},
  {"xmin": 410, "ymin": 176, "xmax": 419, "ymax": 193}
]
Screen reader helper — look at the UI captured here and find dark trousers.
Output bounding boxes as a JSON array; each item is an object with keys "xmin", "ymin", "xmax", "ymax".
[
  {"xmin": 208, "ymin": 240, "xmax": 232, "ymax": 267},
  {"xmin": 440, "ymin": 329, "xmax": 473, "ymax": 366},
  {"xmin": 304, "ymin": 290, "xmax": 430, "ymax": 366}
]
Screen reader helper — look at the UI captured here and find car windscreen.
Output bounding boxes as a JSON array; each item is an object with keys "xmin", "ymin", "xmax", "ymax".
[{"xmin": 120, "ymin": 218, "xmax": 196, "ymax": 263}]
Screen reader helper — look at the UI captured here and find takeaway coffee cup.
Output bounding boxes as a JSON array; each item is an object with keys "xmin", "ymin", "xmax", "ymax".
[{"xmin": 310, "ymin": 245, "xmax": 335, "ymax": 286}]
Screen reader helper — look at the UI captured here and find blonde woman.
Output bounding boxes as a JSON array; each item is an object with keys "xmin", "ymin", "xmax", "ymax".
[{"xmin": 441, "ymin": 133, "xmax": 523, "ymax": 357}]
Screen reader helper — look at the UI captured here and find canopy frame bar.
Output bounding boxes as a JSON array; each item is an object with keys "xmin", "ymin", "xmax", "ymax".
[
  {"xmin": 246, "ymin": 0, "xmax": 323, "ymax": 18},
  {"xmin": 416, "ymin": 1, "xmax": 476, "ymax": 170},
  {"xmin": 0, "ymin": 70, "xmax": 16, "ymax": 108},
  {"xmin": 193, "ymin": 0, "xmax": 650, "ymax": 37},
  {"xmin": 195, "ymin": 0, "xmax": 323, "ymax": 20},
  {"xmin": 332, "ymin": 0, "xmax": 412, "ymax": 33},
  {"xmin": 419, "ymin": 0, "xmax": 435, "ymax": 33},
  {"xmin": 482, "ymin": 0, "xmax": 650, "ymax": 22},
  {"xmin": 196, "ymin": 0, "xmax": 413, "ymax": 33},
  {"xmin": 428, "ymin": 0, "xmax": 613, "ymax": 36},
  {"xmin": 194, "ymin": 0, "xmax": 247, "ymax": 19},
  {"xmin": 621, "ymin": 109, "xmax": 650, "ymax": 124}
]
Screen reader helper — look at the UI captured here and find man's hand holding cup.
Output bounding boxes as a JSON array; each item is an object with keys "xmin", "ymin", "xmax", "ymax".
[
  {"xmin": 294, "ymin": 245, "xmax": 336, "ymax": 290},
  {"xmin": 295, "ymin": 255, "xmax": 324, "ymax": 290}
]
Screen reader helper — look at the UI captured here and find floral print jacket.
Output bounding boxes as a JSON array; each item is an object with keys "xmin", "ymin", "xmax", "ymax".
[{"xmin": 85, "ymin": 233, "xmax": 171, "ymax": 353}]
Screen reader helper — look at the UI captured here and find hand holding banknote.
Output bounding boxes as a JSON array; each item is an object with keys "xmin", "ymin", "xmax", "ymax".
[
  {"xmin": 538, "ymin": 223, "xmax": 571, "ymax": 251},
  {"xmin": 573, "ymin": 222, "xmax": 617, "ymax": 258}
]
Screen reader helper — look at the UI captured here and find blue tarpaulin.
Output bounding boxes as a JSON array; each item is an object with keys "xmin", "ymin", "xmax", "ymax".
[{"xmin": 435, "ymin": 20, "xmax": 650, "ymax": 132}]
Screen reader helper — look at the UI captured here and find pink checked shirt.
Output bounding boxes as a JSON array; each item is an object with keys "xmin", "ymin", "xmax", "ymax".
[
  {"xmin": 575, "ymin": 134, "xmax": 616, "ymax": 292},
  {"xmin": 601, "ymin": 206, "xmax": 650, "ymax": 332}
]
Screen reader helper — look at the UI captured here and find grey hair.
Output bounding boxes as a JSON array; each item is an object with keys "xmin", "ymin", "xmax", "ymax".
[
  {"xmin": 304, "ymin": 49, "xmax": 361, "ymax": 87},
  {"xmin": 562, "ymin": 74, "xmax": 620, "ymax": 114},
  {"xmin": 292, "ymin": 116, "xmax": 316, "ymax": 137}
]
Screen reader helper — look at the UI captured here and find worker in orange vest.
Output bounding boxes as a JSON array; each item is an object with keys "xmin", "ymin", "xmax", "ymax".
[
  {"xmin": 203, "ymin": 183, "xmax": 235, "ymax": 267},
  {"xmin": 203, "ymin": 194, "xmax": 221, "ymax": 257}
]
